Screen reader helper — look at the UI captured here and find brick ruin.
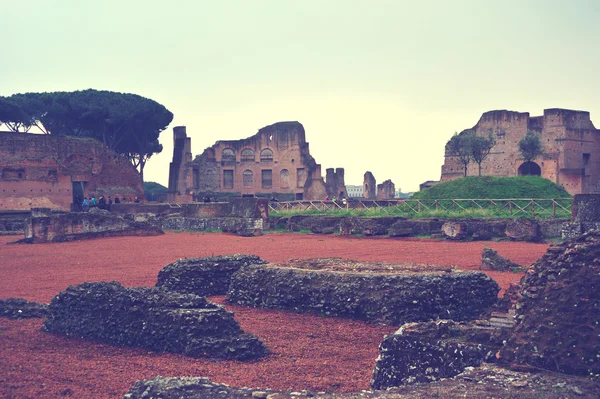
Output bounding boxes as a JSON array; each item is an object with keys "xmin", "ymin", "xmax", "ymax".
[
  {"xmin": 167, "ymin": 122, "xmax": 346, "ymax": 202},
  {"xmin": 0, "ymin": 131, "xmax": 144, "ymax": 211},
  {"xmin": 440, "ymin": 108, "xmax": 600, "ymax": 195}
]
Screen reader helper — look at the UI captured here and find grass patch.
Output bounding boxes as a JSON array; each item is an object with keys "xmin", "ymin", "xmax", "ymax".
[{"xmin": 411, "ymin": 176, "xmax": 571, "ymax": 200}]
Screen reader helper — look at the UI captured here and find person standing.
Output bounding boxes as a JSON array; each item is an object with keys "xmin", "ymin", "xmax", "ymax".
[
  {"xmin": 107, "ymin": 196, "xmax": 113, "ymax": 211},
  {"xmin": 90, "ymin": 196, "xmax": 97, "ymax": 208},
  {"xmin": 82, "ymin": 197, "xmax": 89, "ymax": 212}
]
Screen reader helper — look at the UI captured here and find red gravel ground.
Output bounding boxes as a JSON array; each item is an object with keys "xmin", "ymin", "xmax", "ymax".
[{"xmin": 0, "ymin": 232, "xmax": 549, "ymax": 399}]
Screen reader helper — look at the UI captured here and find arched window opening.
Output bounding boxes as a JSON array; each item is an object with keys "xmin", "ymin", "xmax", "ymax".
[
  {"xmin": 260, "ymin": 148, "xmax": 273, "ymax": 162},
  {"xmin": 222, "ymin": 148, "xmax": 235, "ymax": 163},
  {"xmin": 518, "ymin": 161, "xmax": 541, "ymax": 176},
  {"xmin": 241, "ymin": 148, "xmax": 255, "ymax": 162},
  {"xmin": 280, "ymin": 169, "xmax": 289, "ymax": 188},
  {"xmin": 243, "ymin": 169, "xmax": 253, "ymax": 187}
]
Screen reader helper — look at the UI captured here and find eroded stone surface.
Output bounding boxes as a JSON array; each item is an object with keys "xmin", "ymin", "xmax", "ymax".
[
  {"xmin": 371, "ymin": 320, "xmax": 505, "ymax": 388},
  {"xmin": 21, "ymin": 210, "xmax": 163, "ymax": 243},
  {"xmin": 501, "ymin": 230, "xmax": 600, "ymax": 376},
  {"xmin": 480, "ymin": 248, "xmax": 524, "ymax": 271},
  {"xmin": 43, "ymin": 282, "xmax": 268, "ymax": 360},
  {"xmin": 122, "ymin": 366, "xmax": 600, "ymax": 399},
  {"xmin": 505, "ymin": 218, "xmax": 542, "ymax": 242},
  {"xmin": 156, "ymin": 254, "xmax": 267, "ymax": 296},
  {"xmin": 227, "ymin": 258, "xmax": 499, "ymax": 325}
]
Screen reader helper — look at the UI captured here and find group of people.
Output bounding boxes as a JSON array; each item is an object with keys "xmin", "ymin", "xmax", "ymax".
[{"xmin": 79, "ymin": 195, "xmax": 141, "ymax": 212}]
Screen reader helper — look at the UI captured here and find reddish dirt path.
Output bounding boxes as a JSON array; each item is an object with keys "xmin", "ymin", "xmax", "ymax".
[{"xmin": 0, "ymin": 232, "xmax": 549, "ymax": 398}]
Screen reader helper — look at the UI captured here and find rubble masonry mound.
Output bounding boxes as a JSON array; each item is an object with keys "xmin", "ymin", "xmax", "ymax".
[
  {"xmin": 227, "ymin": 258, "xmax": 500, "ymax": 325},
  {"xmin": 42, "ymin": 282, "xmax": 268, "ymax": 360}
]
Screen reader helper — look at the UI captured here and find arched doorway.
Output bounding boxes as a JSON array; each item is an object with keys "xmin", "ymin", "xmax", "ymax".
[{"xmin": 518, "ymin": 161, "xmax": 541, "ymax": 176}]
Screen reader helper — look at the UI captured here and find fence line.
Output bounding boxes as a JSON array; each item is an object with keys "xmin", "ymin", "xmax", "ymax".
[{"xmin": 268, "ymin": 198, "xmax": 573, "ymax": 218}]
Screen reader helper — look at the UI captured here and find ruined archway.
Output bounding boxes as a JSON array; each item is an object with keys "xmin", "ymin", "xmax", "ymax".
[{"xmin": 518, "ymin": 161, "xmax": 541, "ymax": 176}]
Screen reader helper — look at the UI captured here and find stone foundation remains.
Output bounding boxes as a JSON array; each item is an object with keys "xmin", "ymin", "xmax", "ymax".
[
  {"xmin": 269, "ymin": 215, "xmax": 566, "ymax": 241},
  {"xmin": 563, "ymin": 193, "xmax": 600, "ymax": 238},
  {"xmin": 43, "ymin": 282, "xmax": 268, "ymax": 360},
  {"xmin": 227, "ymin": 258, "xmax": 499, "ymax": 325},
  {"xmin": 501, "ymin": 230, "xmax": 600, "ymax": 376},
  {"xmin": 156, "ymin": 255, "xmax": 267, "ymax": 296},
  {"xmin": 480, "ymin": 248, "xmax": 524, "ymax": 271},
  {"xmin": 21, "ymin": 208, "xmax": 163, "ymax": 243},
  {"xmin": 371, "ymin": 319, "xmax": 510, "ymax": 389}
]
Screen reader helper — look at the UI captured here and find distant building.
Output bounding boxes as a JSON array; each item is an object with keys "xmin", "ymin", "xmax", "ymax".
[
  {"xmin": 168, "ymin": 122, "xmax": 347, "ymax": 202},
  {"xmin": 0, "ymin": 131, "xmax": 144, "ymax": 211},
  {"xmin": 440, "ymin": 108, "xmax": 600, "ymax": 195},
  {"xmin": 346, "ymin": 185, "xmax": 364, "ymax": 198}
]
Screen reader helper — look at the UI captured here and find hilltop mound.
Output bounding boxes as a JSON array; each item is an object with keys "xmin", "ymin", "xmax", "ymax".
[{"xmin": 412, "ymin": 176, "xmax": 571, "ymax": 199}]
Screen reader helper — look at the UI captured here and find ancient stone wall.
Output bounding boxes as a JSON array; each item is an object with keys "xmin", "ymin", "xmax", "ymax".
[
  {"xmin": 440, "ymin": 109, "xmax": 600, "ymax": 195},
  {"xmin": 156, "ymin": 255, "xmax": 267, "ymax": 296},
  {"xmin": 43, "ymin": 282, "xmax": 268, "ymax": 360},
  {"xmin": 227, "ymin": 259, "xmax": 499, "ymax": 325},
  {"xmin": 22, "ymin": 208, "xmax": 163, "ymax": 243},
  {"xmin": 376, "ymin": 179, "xmax": 395, "ymax": 199},
  {"xmin": 501, "ymin": 231, "xmax": 600, "ymax": 376},
  {"xmin": 168, "ymin": 122, "xmax": 336, "ymax": 201},
  {"xmin": 0, "ymin": 131, "xmax": 144, "ymax": 211},
  {"xmin": 372, "ymin": 320, "xmax": 505, "ymax": 388},
  {"xmin": 363, "ymin": 171, "xmax": 376, "ymax": 199},
  {"xmin": 325, "ymin": 168, "xmax": 348, "ymax": 199},
  {"xmin": 268, "ymin": 215, "xmax": 567, "ymax": 240},
  {"xmin": 169, "ymin": 122, "xmax": 346, "ymax": 202}
]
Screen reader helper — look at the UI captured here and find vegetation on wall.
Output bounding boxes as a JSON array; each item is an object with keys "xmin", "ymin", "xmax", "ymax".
[
  {"xmin": 0, "ymin": 90, "xmax": 173, "ymax": 181},
  {"xmin": 445, "ymin": 129, "xmax": 496, "ymax": 176},
  {"xmin": 518, "ymin": 130, "xmax": 545, "ymax": 174}
]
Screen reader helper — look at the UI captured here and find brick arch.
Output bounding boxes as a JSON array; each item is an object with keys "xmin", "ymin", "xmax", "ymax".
[
  {"xmin": 241, "ymin": 148, "xmax": 255, "ymax": 162},
  {"xmin": 222, "ymin": 148, "xmax": 235, "ymax": 162},
  {"xmin": 260, "ymin": 148, "xmax": 273, "ymax": 162},
  {"xmin": 280, "ymin": 169, "xmax": 290, "ymax": 188},
  {"xmin": 518, "ymin": 161, "xmax": 541, "ymax": 176}
]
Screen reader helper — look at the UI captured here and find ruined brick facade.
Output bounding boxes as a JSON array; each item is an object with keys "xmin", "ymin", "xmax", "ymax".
[
  {"xmin": 168, "ymin": 122, "xmax": 344, "ymax": 201},
  {"xmin": 441, "ymin": 109, "xmax": 600, "ymax": 195},
  {"xmin": 0, "ymin": 131, "xmax": 144, "ymax": 211}
]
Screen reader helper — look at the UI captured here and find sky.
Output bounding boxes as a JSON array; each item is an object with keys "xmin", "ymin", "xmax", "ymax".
[{"xmin": 2, "ymin": 0, "xmax": 600, "ymax": 192}]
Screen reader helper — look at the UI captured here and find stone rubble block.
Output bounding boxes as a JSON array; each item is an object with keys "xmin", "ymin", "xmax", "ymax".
[
  {"xmin": 42, "ymin": 282, "xmax": 268, "ymax": 360},
  {"xmin": 371, "ymin": 320, "xmax": 500, "ymax": 389},
  {"xmin": 501, "ymin": 230, "xmax": 600, "ymax": 376},
  {"xmin": 0, "ymin": 298, "xmax": 49, "ymax": 319},
  {"xmin": 480, "ymin": 248, "xmax": 524, "ymax": 271},
  {"xmin": 227, "ymin": 258, "xmax": 500, "ymax": 325},
  {"xmin": 156, "ymin": 254, "xmax": 267, "ymax": 296}
]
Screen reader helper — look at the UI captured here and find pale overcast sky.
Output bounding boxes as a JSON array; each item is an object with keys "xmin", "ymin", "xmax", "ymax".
[{"xmin": 2, "ymin": 0, "xmax": 599, "ymax": 192}]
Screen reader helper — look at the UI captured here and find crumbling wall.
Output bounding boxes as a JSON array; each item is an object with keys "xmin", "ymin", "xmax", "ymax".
[
  {"xmin": 325, "ymin": 168, "xmax": 348, "ymax": 199},
  {"xmin": 0, "ymin": 131, "xmax": 143, "ymax": 211},
  {"xmin": 43, "ymin": 282, "xmax": 268, "ymax": 360},
  {"xmin": 440, "ymin": 108, "xmax": 600, "ymax": 195},
  {"xmin": 22, "ymin": 208, "xmax": 163, "ymax": 243},
  {"xmin": 372, "ymin": 320, "xmax": 507, "ymax": 388},
  {"xmin": 268, "ymin": 215, "xmax": 566, "ymax": 240},
  {"xmin": 376, "ymin": 179, "xmax": 395, "ymax": 200},
  {"xmin": 156, "ymin": 255, "xmax": 267, "ymax": 296},
  {"xmin": 501, "ymin": 231, "xmax": 600, "ymax": 376},
  {"xmin": 363, "ymin": 171, "xmax": 376, "ymax": 199},
  {"xmin": 227, "ymin": 259, "xmax": 499, "ymax": 325}
]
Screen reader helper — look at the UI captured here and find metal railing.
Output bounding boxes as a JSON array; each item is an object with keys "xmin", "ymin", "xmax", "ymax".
[{"xmin": 268, "ymin": 198, "xmax": 573, "ymax": 218}]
